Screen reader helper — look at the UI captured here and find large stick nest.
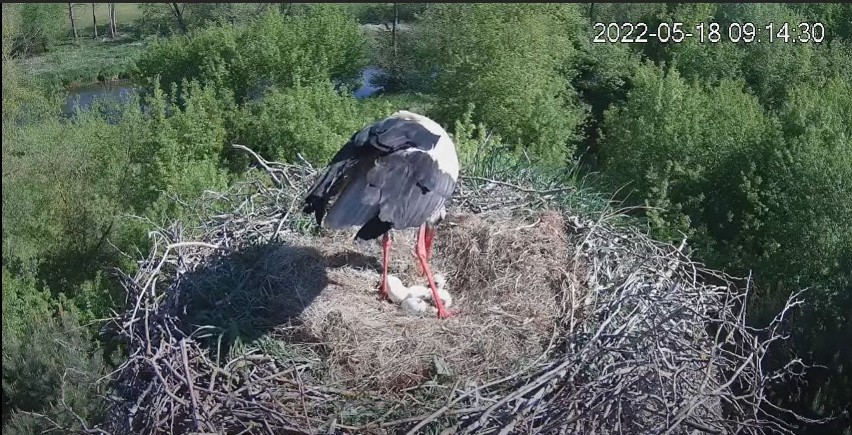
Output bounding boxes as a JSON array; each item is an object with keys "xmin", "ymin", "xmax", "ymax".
[{"xmin": 90, "ymin": 146, "xmax": 817, "ymax": 434}]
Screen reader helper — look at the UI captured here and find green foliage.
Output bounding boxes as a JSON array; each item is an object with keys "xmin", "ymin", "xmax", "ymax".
[
  {"xmin": 2, "ymin": 269, "xmax": 107, "ymax": 432},
  {"xmin": 601, "ymin": 58, "xmax": 852, "ymax": 429},
  {"xmin": 136, "ymin": 23, "xmax": 239, "ymax": 97},
  {"xmin": 17, "ymin": 39, "xmax": 143, "ymax": 88},
  {"xmin": 1, "ymin": 60, "xmax": 63, "ymax": 127},
  {"xmin": 134, "ymin": 3, "xmax": 278, "ymax": 37},
  {"xmin": 735, "ymin": 79, "xmax": 852, "ymax": 275},
  {"xmin": 2, "ymin": 294, "xmax": 107, "ymax": 434},
  {"xmin": 666, "ymin": 4, "xmax": 745, "ymax": 84},
  {"xmin": 3, "ymin": 112, "xmax": 126, "ymax": 275},
  {"xmin": 412, "ymin": 4, "xmax": 588, "ymax": 163},
  {"xmin": 600, "ymin": 63, "xmax": 775, "ymax": 242},
  {"xmin": 793, "ymin": 3, "xmax": 852, "ymax": 40},
  {"xmin": 122, "ymin": 79, "xmax": 233, "ymax": 224},
  {"xmin": 570, "ymin": 27, "xmax": 641, "ymax": 163},
  {"xmin": 13, "ymin": 3, "xmax": 66, "ymax": 55},
  {"xmin": 133, "ymin": 3, "xmax": 180, "ymax": 37},
  {"xmin": 137, "ymin": 5, "xmax": 367, "ymax": 103},
  {"xmin": 234, "ymin": 80, "xmax": 393, "ymax": 165},
  {"xmin": 733, "ymin": 78, "xmax": 852, "ymax": 425},
  {"xmin": 2, "ymin": 3, "xmax": 21, "ymax": 59},
  {"xmin": 344, "ymin": 3, "xmax": 427, "ymax": 25},
  {"xmin": 452, "ymin": 104, "xmax": 614, "ymax": 219}
]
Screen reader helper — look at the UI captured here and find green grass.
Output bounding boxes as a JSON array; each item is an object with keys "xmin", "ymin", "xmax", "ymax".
[
  {"xmin": 14, "ymin": 3, "xmax": 145, "ymax": 87},
  {"xmin": 16, "ymin": 38, "xmax": 143, "ymax": 87},
  {"xmin": 361, "ymin": 92, "xmax": 437, "ymax": 115},
  {"xmin": 67, "ymin": 3, "xmax": 143, "ymax": 36}
]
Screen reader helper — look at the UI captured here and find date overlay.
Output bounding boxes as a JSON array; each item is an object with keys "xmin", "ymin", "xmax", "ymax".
[{"xmin": 593, "ymin": 22, "xmax": 827, "ymax": 44}]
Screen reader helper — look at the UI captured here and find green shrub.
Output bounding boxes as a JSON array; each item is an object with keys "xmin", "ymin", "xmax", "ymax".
[
  {"xmin": 724, "ymin": 78, "xmax": 852, "ymax": 428},
  {"xmin": 13, "ymin": 3, "xmax": 66, "ymax": 55},
  {"xmin": 2, "ymin": 270, "xmax": 107, "ymax": 433},
  {"xmin": 234, "ymin": 80, "xmax": 392, "ymax": 165},
  {"xmin": 411, "ymin": 4, "xmax": 587, "ymax": 163},
  {"xmin": 137, "ymin": 5, "xmax": 366, "ymax": 103},
  {"xmin": 599, "ymin": 63, "xmax": 775, "ymax": 243},
  {"xmin": 601, "ymin": 60, "xmax": 852, "ymax": 429},
  {"xmin": 128, "ymin": 79, "xmax": 232, "ymax": 223}
]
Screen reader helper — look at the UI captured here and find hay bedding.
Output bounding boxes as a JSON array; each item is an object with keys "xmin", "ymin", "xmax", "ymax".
[
  {"xmin": 79, "ymin": 147, "xmax": 820, "ymax": 435},
  {"xmin": 297, "ymin": 210, "xmax": 566, "ymax": 391}
]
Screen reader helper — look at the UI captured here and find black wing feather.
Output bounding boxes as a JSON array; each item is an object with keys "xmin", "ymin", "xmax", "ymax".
[
  {"xmin": 372, "ymin": 151, "xmax": 455, "ymax": 229},
  {"xmin": 302, "ymin": 118, "xmax": 442, "ymax": 227}
]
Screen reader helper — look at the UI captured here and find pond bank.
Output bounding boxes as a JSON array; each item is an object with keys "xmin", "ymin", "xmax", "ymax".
[{"xmin": 63, "ymin": 66, "xmax": 388, "ymax": 117}]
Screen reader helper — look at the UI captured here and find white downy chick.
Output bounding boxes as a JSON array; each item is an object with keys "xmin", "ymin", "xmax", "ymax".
[
  {"xmin": 401, "ymin": 296, "xmax": 433, "ymax": 315},
  {"xmin": 407, "ymin": 272, "xmax": 445, "ymax": 299},
  {"xmin": 433, "ymin": 273, "xmax": 447, "ymax": 290},
  {"xmin": 385, "ymin": 274, "xmax": 411, "ymax": 304},
  {"xmin": 407, "ymin": 274, "xmax": 453, "ymax": 308},
  {"xmin": 407, "ymin": 284, "xmax": 431, "ymax": 300}
]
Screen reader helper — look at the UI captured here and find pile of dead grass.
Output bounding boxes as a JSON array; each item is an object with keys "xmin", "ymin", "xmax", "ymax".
[
  {"xmin": 296, "ymin": 208, "xmax": 568, "ymax": 391},
  {"xmin": 77, "ymin": 146, "xmax": 820, "ymax": 435}
]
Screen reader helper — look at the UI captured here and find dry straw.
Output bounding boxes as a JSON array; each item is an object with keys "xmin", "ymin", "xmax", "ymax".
[{"xmin": 64, "ymin": 145, "xmax": 821, "ymax": 434}]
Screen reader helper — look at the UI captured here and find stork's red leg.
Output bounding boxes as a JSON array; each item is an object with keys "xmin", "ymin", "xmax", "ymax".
[
  {"xmin": 424, "ymin": 225, "xmax": 435, "ymax": 261},
  {"xmin": 379, "ymin": 233, "xmax": 391, "ymax": 300},
  {"xmin": 415, "ymin": 225, "xmax": 436, "ymax": 277},
  {"xmin": 416, "ymin": 225, "xmax": 453, "ymax": 319}
]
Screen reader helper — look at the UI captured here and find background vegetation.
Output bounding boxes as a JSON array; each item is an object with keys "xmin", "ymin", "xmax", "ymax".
[{"xmin": 2, "ymin": 3, "xmax": 850, "ymax": 433}]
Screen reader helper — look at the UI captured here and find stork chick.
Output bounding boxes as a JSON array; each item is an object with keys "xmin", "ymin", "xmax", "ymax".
[
  {"xmin": 385, "ymin": 274, "xmax": 411, "ymax": 304},
  {"xmin": 408, "ymin": 273, "xmax": 453, "ymax": 308}
]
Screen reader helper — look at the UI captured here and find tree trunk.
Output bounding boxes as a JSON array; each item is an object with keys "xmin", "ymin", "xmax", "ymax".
[
  {"xmin": 111, "ymin": 3, "xmax": 117, "ymax": 32},
  {"xmin": 392, "ymin": 3, "xmax": 399, "ymax": 58},
  {"xmin": 68, "ymin": 3, "xmax": 78, "ymax": 40},
  {"xmin": 108, "ymin": 3, "xmax": 116, "ymax": 38},
  {"xmin": 169, "ymin": 3, "xmax": 188, "ymax": 34},
  {"xmin": 92, "ymin": 3, "xmax": 98, "ymax": 38}
]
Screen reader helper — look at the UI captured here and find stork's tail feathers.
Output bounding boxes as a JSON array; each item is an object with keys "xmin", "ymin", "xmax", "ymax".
[
  {"xmin": 355, "ymin": 215, "xmax": 392, "ymax": 241},
  {"xmin": 302, "ymin": 194, "xmax": 327, "ymax": 226},
  {"xmin": 302, "ymin": 161, "xmax": 346, "ymax": 226}
]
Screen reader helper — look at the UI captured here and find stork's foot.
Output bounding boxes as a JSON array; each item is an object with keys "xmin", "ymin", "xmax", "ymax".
[
  {"xmin": 378, "ymin": 280, "xmax": 389, "ymax": 301},
  {"xmin": 436, "ymin": 307, "xmax": 455, "ymax": 319}
]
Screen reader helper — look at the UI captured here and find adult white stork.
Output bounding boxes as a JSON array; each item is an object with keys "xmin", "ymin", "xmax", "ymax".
[{"xmin": 302, "ymin": 110, "xmax": 459, "ymax": 319}]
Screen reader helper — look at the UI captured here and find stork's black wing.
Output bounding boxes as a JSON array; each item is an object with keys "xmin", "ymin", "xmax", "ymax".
[
  {"xmin": 302, "ymin": 118, "xmax": 442, "ymax": 226},
  {"xmin": 370, "ymin": 151, "xmax": 455, "ymax": 228}
]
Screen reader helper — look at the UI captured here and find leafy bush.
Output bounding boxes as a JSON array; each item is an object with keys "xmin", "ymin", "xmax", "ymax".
[
  {"xmin": 600, "ymin": 60, "xmax": 852, "ymax": 430},
  {"xmin": 345, "ymin": 3, "xmax": 427, "ymax": 25},
  {"xmin": 137, "ymin": 5, "xmax": 367, "ymax": 103},
  {"xmin": 121, "ymin": 79, "xmax": 233, "ymax": 224},
  {"xmin": 12, "ymin": 3, "xmax": 66, "ymax": 55},
  {"xmin": 599, "ymin": 63, "xmax": 775, "ymax": 243},
  {"xmin": 134, "ymin": 3, "xmax": 280, "ymax": 38},
  {"xmin": 411, "ymin": 4, "xmax": 588, "ymax": 163},
  {"xmin": 2, "ymin": 270, "xmax": 107, "ymax": 433},
  {"xmin": 732, "ymin": 78, "xmax": 852, "ymax": 424},
  {"xmin": 234, "ymin": 80, "xmax": 392, "ymax": 165}
]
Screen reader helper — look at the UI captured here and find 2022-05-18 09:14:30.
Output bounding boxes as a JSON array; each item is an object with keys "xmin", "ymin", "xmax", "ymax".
[{"xmin": 592, "ymin": 22, "xmax": 827, "ymax": 44}]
